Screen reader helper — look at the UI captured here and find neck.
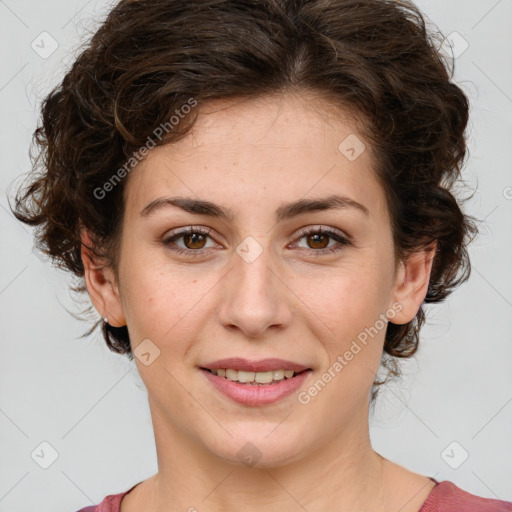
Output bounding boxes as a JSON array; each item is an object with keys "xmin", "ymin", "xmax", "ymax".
[{"xmin": 139, "ymin": 401, "xmax": 390, "ymax": 512}]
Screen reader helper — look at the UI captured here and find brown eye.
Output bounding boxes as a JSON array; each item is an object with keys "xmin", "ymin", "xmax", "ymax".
[
  {"xmin": 306, "ymin": 232, "xmax": 330, "ymax": 249},
  {"xmin": 182, "ymin": 232, "xmax": 207, "ymax": 249},
  {"xmin": 293, "ymin": 227, "xmax": 352, "ymax": 256},
  {"xmin": 162, "ymin": 226, "xmax": 216, "ymax": 257}
]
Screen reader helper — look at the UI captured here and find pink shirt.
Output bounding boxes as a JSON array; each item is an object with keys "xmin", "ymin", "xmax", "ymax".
[{"xmin": 76, "ymin": 478, "xmax": 512, "ymax": 511}]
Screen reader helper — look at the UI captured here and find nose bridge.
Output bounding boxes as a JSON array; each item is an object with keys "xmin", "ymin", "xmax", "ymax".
[
  {"xmin": 234, "ymin": 240, "xmax": 275, "ymax": 296},
  {"xmin": 218, "ymin": 237, "xmax": 291, "ymax": 337}
]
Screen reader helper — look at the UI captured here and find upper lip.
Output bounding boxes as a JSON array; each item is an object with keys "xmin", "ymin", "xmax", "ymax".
[{"xmin": 201, "ymin": 358, "xmax": 311, "ymax": 373}]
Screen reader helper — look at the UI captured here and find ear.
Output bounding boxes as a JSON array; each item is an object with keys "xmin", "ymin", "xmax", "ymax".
[
  {"xmin": 81, "ymin": 228, "xmax": 126, "ymax": 327},
  {"xmin": 388, "ymin": 241, "xmax": 437, "ymax": 325}
]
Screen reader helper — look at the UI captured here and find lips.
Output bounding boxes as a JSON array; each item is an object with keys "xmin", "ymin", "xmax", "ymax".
[
  {"xmin": 201, "ymin": 365, "xmax": 313, "ymax": 406},
  {"xmin": 200, "ymin": 357, "xmax": 311, "ymax": 373}
]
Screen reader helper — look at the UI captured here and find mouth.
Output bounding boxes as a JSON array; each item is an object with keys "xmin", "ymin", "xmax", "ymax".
[
  {"xmin": 200, "ymin": 367, "xmax": 310, "ymax": 385},
  {"xmin": 199, "ymin": 366, "xmax": 313, "ymax": 406}
]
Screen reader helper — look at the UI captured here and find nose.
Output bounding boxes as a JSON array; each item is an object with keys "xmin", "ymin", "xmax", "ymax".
[{"xmin": 217, "ymin": 241, "xmax": 293, "ymax": 339}]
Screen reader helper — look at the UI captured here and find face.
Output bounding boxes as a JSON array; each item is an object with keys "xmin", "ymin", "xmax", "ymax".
[{"xmin": 85, "ymin": 91, "xmax": 434, "ymax": 469}]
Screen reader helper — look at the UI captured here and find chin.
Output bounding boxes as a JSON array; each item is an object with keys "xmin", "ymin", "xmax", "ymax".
[{"xmin": 205, "ymin": 431, "xmax": 308, "ymax": 469}]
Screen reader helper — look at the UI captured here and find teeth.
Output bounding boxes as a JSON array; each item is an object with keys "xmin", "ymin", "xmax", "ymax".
[
  {"xmin": 256, "ymin": 371, "xmax": 277, "ymax": 384},
  {"xmin": 209, "ymin": 368, "xmax": 299, "ymax": 384},
  {"xmin": 226, "ymin": 369, "xmax": 238, "ymax": 381}
]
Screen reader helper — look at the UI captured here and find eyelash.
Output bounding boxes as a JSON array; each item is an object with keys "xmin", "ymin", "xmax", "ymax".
[{"xmin": 162, "ymin": 226, "xmax": 352, "ymax": 258}]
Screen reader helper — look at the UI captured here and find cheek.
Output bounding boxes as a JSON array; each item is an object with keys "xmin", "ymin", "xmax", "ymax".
[
  {"xmin": 293, "ymin": 268, "xmax": 390, "ymax": 385},
  {"xmin": 307, "ymin": 275, "xmax": 388, "ymax": 406},
  {"xmin": 120, "ymin": 257, "xmax": 217, "ymax": 350},
  {"xmin": 297, "ymin": 264, "xmax": 388, "ymax": 330}
]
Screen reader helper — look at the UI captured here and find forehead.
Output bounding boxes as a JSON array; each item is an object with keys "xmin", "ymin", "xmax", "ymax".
[
  {"xmin": 123, "ymin": 92, "xmax": 389, "ymax": 225},
  {"xmin": 172, "ymin": 92, "xmax": 367, "ymax": 156}
]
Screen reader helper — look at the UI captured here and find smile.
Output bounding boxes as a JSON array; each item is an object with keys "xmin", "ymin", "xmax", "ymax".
[
  {"xmin": 200, "ymin": 367, "xmax": 312, "ymax": 406},
  {"xmin": 203, "ymin": 367, "xmax": 306, "ymax": 384}
]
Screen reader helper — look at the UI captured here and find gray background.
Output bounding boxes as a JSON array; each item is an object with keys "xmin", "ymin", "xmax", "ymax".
[{"xmin": 1, "ymin": 0, "xmax": 511, "ymax": 510}]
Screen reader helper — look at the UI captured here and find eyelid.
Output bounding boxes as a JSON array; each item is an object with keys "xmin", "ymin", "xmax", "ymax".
[
  {"xmin": 288, "ymin": 225, "xmax": 352, "ymax": 253},
  {"xmin": 162, "ymin": 226, "xmax": 218, "ymax": 247},
  {"xmin": 292, "ymin": 225, "xmax": 351, "ymax": 242}
]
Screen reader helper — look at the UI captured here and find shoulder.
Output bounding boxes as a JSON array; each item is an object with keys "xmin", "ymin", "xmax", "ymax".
[
  {"xmin": 74, "ymin": 492, "xmax": 125, "ymax": 512},
  {"xmin": 420, "ymin": 480, "xmax": 512, "ymax": 512},
  {"xmin": 74, "ymin": 483, "xmax": 138, "ymax": 512}
]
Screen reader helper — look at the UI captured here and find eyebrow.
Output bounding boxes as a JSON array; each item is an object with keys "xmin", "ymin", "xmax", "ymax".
[{"xmin": 140, "ymin": 194, "xmax": 370, "ymax": 222}]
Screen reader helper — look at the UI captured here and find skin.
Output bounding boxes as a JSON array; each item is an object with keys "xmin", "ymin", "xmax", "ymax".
[{"xmin": 82, "ymin": 91, "xmax": 437, "ymax": 511}]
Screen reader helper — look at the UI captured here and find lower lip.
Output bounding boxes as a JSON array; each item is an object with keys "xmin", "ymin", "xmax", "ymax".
[{"xmin": 200, "ymin": 368, "xmax": 312, "ymax": 406}]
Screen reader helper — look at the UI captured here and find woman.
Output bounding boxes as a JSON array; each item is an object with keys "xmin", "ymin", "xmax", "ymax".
[{"xmin": 12, "ymin": 0, "xmax": 512, "ymax": 510}]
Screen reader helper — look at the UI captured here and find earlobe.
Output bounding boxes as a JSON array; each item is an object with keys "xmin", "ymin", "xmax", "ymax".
[
  {"xmin": 388, "ymin": 242, "xmax": 437, "ymax": 325},
  {"xmin": 80, "ymin": 228, "xmax": 126, "ymax": 327}
]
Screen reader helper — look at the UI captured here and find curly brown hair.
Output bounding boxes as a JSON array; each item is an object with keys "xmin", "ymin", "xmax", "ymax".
[{"xmin": 11, "ymin": 0, "xmax": 479, "ymax": 397}]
